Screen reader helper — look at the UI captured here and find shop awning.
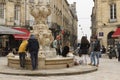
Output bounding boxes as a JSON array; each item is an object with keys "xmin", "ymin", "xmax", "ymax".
[
  {"xmin": 13, "ymin": 27, "xmax": 30, "ymax": 40},
  {"xmin": 112, "ymin": 28, "xmax": 120, "ymax": 38},
  {"xmin": 0, "ymin": 26, "xmax": 25, "ymax": 34}
]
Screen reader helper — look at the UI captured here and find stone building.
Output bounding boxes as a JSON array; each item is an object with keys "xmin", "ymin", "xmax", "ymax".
[
  {"xmin": 47, "ymin": 0, "xmax": 78, "ymax": 48},
  {"xmin": 0, "ymin": 0, "xmax": 34, "ymax": 28},
  {"xmin": 0, "ymin": 0, "xmax": 78, "ymax": 50},
  {"xmin": 91, "ymin": 0, "xmax": 120, "ymax": 48}
]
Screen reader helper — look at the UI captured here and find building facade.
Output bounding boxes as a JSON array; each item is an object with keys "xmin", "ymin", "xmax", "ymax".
[
  {"xmin": 0, "ymin": 0, "xmax": 78, "ymax": 49},
  {"xmin": 48, "ymin": 0, "xmax": 78, "ymax": 48},
  {"xmin": 91, "ymin": 0, "xmax": 120, "ymax": 48},
  {"xmin": 0, "ymin": 0, "xmax": 34, "ymax": 28}
]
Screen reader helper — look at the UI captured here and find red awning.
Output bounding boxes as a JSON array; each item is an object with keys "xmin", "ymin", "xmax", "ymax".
[
  {"xmin": 112, "ymin": 28, "xmax": 120, "ymax": 38},
  {"xmin": 13, "ymin": 27, "xmax": 30, "ymax": 40}
]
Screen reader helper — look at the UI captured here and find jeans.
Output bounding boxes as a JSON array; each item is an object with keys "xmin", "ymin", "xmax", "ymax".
[
  {"xmin": 30, "ymin": 51, "xmax": 38, "ymax": 70},
  {"xmin": 90, "ymin": 52, "xmax": 94, "ymax": 64},
  {"xmin": 90, "ymin": 51, "xmax": 100, "ymax": 65},
  {"xmin": 19, "ymin": 52, "xmax": 26, "ymax": 68}
]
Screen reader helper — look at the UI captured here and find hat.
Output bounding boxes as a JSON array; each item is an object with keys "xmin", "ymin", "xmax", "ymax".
[{"xmin": 30, "ymin": 34, "xmax": 35, "ymax": 39}]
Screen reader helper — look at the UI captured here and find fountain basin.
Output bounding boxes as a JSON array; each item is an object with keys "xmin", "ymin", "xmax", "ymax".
[{"xmin": 7, "ymin": 54, "xmax": 74, "ymax": 70}]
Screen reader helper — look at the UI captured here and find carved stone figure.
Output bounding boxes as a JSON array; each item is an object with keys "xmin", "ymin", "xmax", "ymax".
[
  {"xmin": 30, "ymin": 4, "xmax": 51, "ymax": 24},
  {"xmin": 29, "ymin": 3, "xmax": 55, "ymax": 57}
]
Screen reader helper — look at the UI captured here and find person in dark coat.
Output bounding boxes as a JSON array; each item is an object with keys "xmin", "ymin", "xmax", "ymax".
[
  {"xmin": 117, "ymin": 40, "xmax": 120, "ymax": 62},
  {"xmin": 79, "ymin": 36, "xmax": 90, "ymax": 64},
  {"xmin": 27, "ymin": 34, "xmax": 39, "ymax": 70},
  {"xmin": 62, "ymin": 41, "xmax": 70, "ymax": 57}
]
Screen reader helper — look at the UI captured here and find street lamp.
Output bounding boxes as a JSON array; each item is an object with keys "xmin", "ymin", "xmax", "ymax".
[{"xmin": 79, "ymin": 25, "xmax": 84, "ymax": 36}]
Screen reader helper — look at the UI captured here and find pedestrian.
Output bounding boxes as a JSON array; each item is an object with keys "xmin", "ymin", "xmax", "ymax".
[
  {"xmin": 79, "ymin": 36, "xmax": 90, "ymax": 65},
  {"xmin": 101, "ymin": 45, "xmax": 106, "ymax": 54},
  {"xmin": 89, "ymin": 36, "xmax": 95, "ymax": 66},
  {"xmin": 116, "ymin": 40, "xmax": 120, "ymax": 62},
  {"xmin": 62, "ymin": 41, "xmax": 70, "ymax": 57},
  {"xmin": 27, "ymin": 34, "xmax": 39, "ymax": 70},
  {"xmin": 89, "ymin": 35, "xmax": 101, "ymax": 67},
  {"xmin": 53, "ymin": 36, "xmax": 61, "ymax": 56},
  {"xmin": 18, "ymin": 39, "xmax": 28, "ymax": 69}
]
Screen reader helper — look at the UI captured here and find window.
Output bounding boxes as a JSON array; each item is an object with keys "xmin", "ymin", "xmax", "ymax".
[
  {"xmin": 110, "ymin": 4, "xmax": 117, "ymax": 22},
  {"xmin": 14, "ymin": 5, "xmax": 20, "ymax": 20},
  {"xmin": 0, "ymin": 3, "xmax": 4, "ymax": 19},
  {"xmin": 14, "ymin": 5, "xmax": 20, "ymax": 25}
]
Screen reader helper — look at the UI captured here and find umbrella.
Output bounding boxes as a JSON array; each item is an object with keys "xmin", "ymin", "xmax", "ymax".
[{"xmin": 0, "ymin": 26, "xmax": 25, "ymax": 34}]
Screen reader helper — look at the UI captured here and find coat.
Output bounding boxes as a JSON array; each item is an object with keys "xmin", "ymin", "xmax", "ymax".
[
  {"xmin": 18, "ymin": 40, "xmax": 28, "ymax": 53},
  {"xmin": 27, "ymin": 35, "xmax": 39, "ymax": 53},
  {"xmin": 79, "ymin": 43, "xmax": 90, "ymax": 54},
  {"xmin": 62, "ymin": 46, "xmax": 69, "ymax": 57}
]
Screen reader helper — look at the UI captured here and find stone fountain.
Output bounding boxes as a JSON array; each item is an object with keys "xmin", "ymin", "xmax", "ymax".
[
  {"xmin": 29, "ymin": 3, "xmax": 56, "ymax": 58},
  {"xmin": 7, "ymin": 2, "xmax": 74, "ymax": 70}
]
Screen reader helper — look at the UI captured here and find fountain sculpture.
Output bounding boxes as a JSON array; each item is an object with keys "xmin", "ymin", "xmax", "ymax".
[
  {"xmin": 29, "ymin": 3, "xmax": 56, "ymax": 58},
  {"xmin": 7, "ymin": 2, "xmax": 74, "ymax": 70}
]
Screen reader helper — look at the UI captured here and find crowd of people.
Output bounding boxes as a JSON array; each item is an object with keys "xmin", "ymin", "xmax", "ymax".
[
  {"xmin": 51, "ymin": 35, "xmax": 102, "ymax": 67},
  {"xmin": 17, "ymin": 33, "xmax": 120, "ymax": 70}
]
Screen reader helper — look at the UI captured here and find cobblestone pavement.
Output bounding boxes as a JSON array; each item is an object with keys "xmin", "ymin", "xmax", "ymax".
[{"xmin": 0, "ymin": 56, "xmax": 120, "ymax": 80}]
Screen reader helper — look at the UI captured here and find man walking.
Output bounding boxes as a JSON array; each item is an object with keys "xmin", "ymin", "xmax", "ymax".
[
  {"xmin": 89, "ymin": 36, "xmax": 101, "ymax": 67},
  {"xmin": 27, "ymin": 34, "xmax": 39, "ymax": 70}
]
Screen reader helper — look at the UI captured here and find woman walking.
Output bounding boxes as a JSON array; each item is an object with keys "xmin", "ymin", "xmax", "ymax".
[{"xmin": 79, "ymin": 36, "xmax": 90, "ymax": 65}]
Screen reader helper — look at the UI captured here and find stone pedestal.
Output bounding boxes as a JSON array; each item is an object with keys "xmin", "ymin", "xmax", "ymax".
[
  {"xmin": 38, "ymin": 53, "xmax": 45, "ymax": 69},
  {"xmin": 7, "ymin": 53, "xmax": 74, "ymax": 70}
]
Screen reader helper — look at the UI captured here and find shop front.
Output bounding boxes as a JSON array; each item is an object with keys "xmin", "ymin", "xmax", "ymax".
[{"xmin": 0, "ymin": 26, "xmax": 30, "ymax": 56}]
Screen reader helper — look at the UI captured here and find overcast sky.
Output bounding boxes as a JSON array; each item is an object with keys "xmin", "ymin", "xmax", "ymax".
[{"xmin": 67, "ymin": 0, "xmax": 94, "ymax": 42}]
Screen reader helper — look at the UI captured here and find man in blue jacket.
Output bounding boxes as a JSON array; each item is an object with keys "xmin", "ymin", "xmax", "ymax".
[{"xmin": 27, "ymin": 34, "xmax": 39, "ymax": 70}]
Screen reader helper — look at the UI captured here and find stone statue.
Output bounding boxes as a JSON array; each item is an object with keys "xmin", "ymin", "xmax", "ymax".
[
  {"xmin": 29, "ymin": 2, "xmax": 55, "ymax": 57},
  {"xmin": 29, "ymin": 3, "xmax": 51, "ymax": 24}
]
